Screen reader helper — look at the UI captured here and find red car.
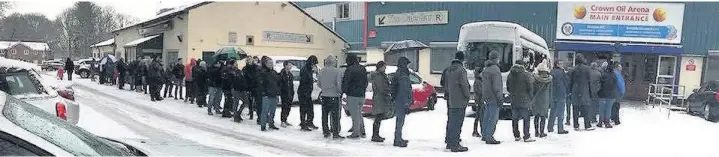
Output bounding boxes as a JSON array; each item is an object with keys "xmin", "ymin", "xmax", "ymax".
[{"xmin": 341, "ymin": 65, "xmax": 438, "ymax": 116}]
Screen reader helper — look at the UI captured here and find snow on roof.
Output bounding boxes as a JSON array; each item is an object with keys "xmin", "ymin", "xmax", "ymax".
[
  {"xmin": 113, "ymin": 2, "xmax": 208, "ymax": 32},
  {"xmin": 0, "ymin": 57, "xmax": 41, "ymax": 71},
  {"xmin": 124, "ymin": 35, "xmax": 161, "ymax": 47},
  {"xmin": 113, "ymin": 2, "xmax": 349, "ymax": 45},
  {"xmin": 0, "ymin": 41, "xmax": 50, "ymax": 51},
  {"xmin": 90, "ymin": 39, "xmax": 115, "ymax": 48}
]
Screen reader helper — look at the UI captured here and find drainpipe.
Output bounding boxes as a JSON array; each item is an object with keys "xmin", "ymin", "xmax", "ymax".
[{"xmin": 363, "ymin": 2, "xmax": 368, "ymax": 48}]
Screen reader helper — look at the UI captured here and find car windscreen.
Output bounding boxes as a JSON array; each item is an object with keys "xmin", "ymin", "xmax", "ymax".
[
  {"xmin": 0, "ymin": 72, "xmax": 43, "ymax": 96},
  {"xmin": 2, "ymin": 96, "xmax": 132, "ymax": 156}
]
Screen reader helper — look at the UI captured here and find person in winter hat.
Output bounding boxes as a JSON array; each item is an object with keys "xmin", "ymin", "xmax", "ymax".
[
  {"xmin": 343, "ymin": 54, "xmax": 369, "ymax": 139},
  {"xmin": 370, "ymin": 61, "xmax": 392, "ymax": 142},
  {"xmin": 597, "ymin": 62, "xmax": 619, "ymax": 128},
  {"xmin": 548, "ymin": 61, "xmax": 570, "ymax": 134},
  {"xmin": 318, "ymin": 55, "xmax": 344, "ymax": 139},
  {"xmin": 279, "ymin": 61, "xmax": 295, "ymax": 127},
  {"xmin": 589, "ymin": 62, "xmax": 602, "ymax": 123},
  {"xmin": 479, "ymin": 50, "xmax": 502, "ymax": 145},
  {"xmin": 299, "ymin": 55, "xmax": 319, "ymax": 131},
  {"xmin": 569, "ymin": 54, "xmax": 594, "ymax": 131},
  {"xmin": 612, "ymin": 64, "xmax": 625, "ymax": 125},
  {"xmin": 507, "ymin": 60, "xmax": 535, "ymax": 142},
  {"xmin": 259, "ymin": 56, "xmax": 281, "ymax": 131},
  {"xmin": 392, "ymin": 56, "xmax": 412, "ymax": 148},
  {"xmin": 184, "ymin": 58, "xmax": 197, "ymax": 104},
  {"xmin": 444, "ymin": 51, "xmax": 470, "ymax": 152},
  {"xmin": 532, "ymin": 59, "xmax": 552, "ymax": 138}
]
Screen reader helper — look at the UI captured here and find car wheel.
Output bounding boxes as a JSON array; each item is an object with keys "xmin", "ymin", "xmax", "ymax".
[
  {"xmin": 704, "ymin": 104, "xmax": 713, "ymax": 122},
  {"xmin": 427, "ymin": 93, "xmax": 437, "ymax": 110},
  {"xmin": 80, "ymin": 70, "xmax": 89, "ymax": 78}
]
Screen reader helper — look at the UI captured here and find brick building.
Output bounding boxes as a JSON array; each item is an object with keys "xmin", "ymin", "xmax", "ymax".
[{"xmin": 0, "ymin": 41, "xmax": 51, "ymax": 64}]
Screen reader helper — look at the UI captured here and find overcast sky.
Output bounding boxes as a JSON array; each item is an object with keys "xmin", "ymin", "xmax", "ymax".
[{"xmin": 6, "ymin": 0, "xmax": 195, "ymax": 20}]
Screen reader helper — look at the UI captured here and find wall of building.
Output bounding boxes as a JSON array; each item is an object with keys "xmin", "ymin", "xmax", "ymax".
[
  {"xmin": 303, "ymin": 2, "xmax": 365, "ymax": 50},
  {"xmin": 114, "ymin": 26, "xmax": 143, "ymax": 59},
  {"xmin": 185, "ymin": 2, "xmax": 348, "ymax": 66},
  {"xmin": 5, "ymin": 44, "xmax": 46, "ymax": 63},
  {"xmin": 91, "ymin": 45, "xmax": 115, "ymax": 58},
  {"xmin": 163, "ymin": 14, "xmax": 189, "ymax": 64}
]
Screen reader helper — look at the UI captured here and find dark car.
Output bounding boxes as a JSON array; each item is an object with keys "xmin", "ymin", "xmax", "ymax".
[{"xmin": 687, "ymin": 80, "xmax": 719, "ymax": 122}]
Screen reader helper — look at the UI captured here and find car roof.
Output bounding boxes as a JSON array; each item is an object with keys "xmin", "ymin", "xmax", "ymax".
[{"xmin": 0, "ymin": 57, "xmax": 41, "ymax": 71}]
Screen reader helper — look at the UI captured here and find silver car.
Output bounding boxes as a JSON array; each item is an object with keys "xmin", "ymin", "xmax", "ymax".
[
  {"xmin": 0, "ymin": 92, "xmax": 146, "ymax": 156},
  {"xmin": 0, "ymin": 60, "xmax": 80, "ymax": 125}
]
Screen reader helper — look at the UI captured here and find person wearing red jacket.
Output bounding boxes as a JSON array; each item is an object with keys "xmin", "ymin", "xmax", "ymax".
[{"xmin": 185, "ymin": 58, "xmax": 197, "ymax": 104}]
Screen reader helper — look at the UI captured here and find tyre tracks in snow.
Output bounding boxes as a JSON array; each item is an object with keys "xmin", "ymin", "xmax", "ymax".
[{"xmin": 74, "ymin": 84, "xmax": 345, "ymax": 156}]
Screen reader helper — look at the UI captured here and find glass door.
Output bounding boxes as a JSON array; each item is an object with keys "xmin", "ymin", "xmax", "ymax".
[
  {"xmin": 557, "ymin": 51, "xmax": 576, "ymax": 68},
  {"xmin": 656, "ymin": 55, "xmax": 677, "ymax": 85}
]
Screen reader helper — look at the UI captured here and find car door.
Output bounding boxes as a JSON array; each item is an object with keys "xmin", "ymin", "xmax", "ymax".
[{"xmin": 687, "ymin": 81, "xmax": 719, "ymax": 112}]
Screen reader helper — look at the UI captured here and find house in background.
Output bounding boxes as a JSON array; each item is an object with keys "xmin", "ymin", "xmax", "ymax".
[{"xmin": 0, "ymin": 41, "xmax": 51, "ymax": 64}]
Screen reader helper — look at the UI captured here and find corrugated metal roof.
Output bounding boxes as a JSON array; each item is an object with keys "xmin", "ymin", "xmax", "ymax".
[{"xmin": 124, "ymin": 35, "xmax": 161, "ymax": 47}]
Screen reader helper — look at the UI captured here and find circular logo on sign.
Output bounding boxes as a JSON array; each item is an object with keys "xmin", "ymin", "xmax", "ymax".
[
  {"xmin": 654, "ymin": 8, "xmax": 667, "ymax": 22},
  {"xmin": 561, "ymin": 23, "xmax": 574, "ymax": 36},
  {"xmin": 573, "ymin": 5, "xmax": 586, "ymax": 19}
]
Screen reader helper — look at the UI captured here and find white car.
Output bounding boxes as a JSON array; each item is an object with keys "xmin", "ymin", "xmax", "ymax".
[
  {"xmin": 0, "ymin": 92, "xmax": 148, "ymax": 156},
  {"xmin": 0, "ymin": 57, "xmax": 80, "ymax": 125},
  {"xmin": 269, "ymin": 56, "xmax": 321, "ymax": 104},
  {"xmin": 74, "ymin": 58, "xmax": 99, "ymax": 78}
]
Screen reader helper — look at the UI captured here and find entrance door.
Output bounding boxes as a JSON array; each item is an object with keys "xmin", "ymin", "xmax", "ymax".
[
  {"xmin": 656, "ymin": 55, "xmax": 677, "ymax": 85},
  {"xmin": 621, "ymin": 54, "xmax": 659, "ymax": 100}
]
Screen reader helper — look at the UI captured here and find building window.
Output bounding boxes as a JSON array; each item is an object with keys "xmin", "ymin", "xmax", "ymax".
[
  {"xmin": 336, "ymin": 3, "xmax": 350, "ymax": 19},
  {"xmin": 23, "ymin": 50, "xmax": 28, "ymax": 55},
  {"xmin": 11, "ymin": 49, "xmax": 16, "ymax": 54},
  {"xmin": 246, "ymin": 35, "xmax": 254, "ymax": 46},
  {"xmin": 429, "ymin": 42, "xmax": 458, "ymax": 74},
  {"xmin": 228, "ymin": 32, "xmax": 237, "ymax": 44}
]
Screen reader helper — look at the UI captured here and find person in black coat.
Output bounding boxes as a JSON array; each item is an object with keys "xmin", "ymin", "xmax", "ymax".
[
  {"xmin": 343, "ymin": 54, "xmax": 368, "ymax": 139},
  {"xmin": 163, "ymin": 65, "xmax": 175, "ymax": 98},
  {"xmin": 597, "ymin": 62, "xmax": 619, "ymax": 128},
  {"xmin": 220, "ymin": 60, "xmax": 237, "ymax": 118},
  {"xmin": 279, "ymin": 61, "xmax": 295, "ymax": 127},
  {"xmin": 569, "ymin": 54, "xmax": 594, "ymax": 131},
  {"xmin": 117, "ymin": 58, "xmax": 127, "ymax": 90},
  {"xmin": 148, "ymin": 57, "xmax": 164, "ymax": 101},
  {"xmin": 194, "ymin": 61, "xmax": 209, "ymax": 108},
  {"xmin": 298, "ymin": 55, "xmax": 319, "ymax": 131},
  {"xmin": 130, "ymin": 57, "xmax": 143, "ymax": 92},
  {"xmin": 64, "ymin": 57, "xmax": 74, "ymax": 81},
  {"xmin": 172, "ymin": 58, "xmax": 185, "ymax": 100},
  {"xmin": 207, "ymin": 60, "xmax": 224, "ymax": 115},
  {"xmin": 259, "ymin": 56, "xmax": 280, "ymax": 131},
  {"xmin": 240, "ymin": 57, "xmax": 259, "ymax": 120},
  {"xmin": 232, "ymin": 61, "xmax": 248, "ymax": 122}
]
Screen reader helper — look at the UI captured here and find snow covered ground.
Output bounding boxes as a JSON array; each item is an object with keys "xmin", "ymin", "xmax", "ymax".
[{"xmin": 49, "ymin": 72, "xmax": 719, "ymax": 157}]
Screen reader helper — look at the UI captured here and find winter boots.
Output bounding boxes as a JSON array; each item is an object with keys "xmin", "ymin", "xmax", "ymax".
[{"xmin": 280, "ymin": 122, "xmax": 292, "ymax": 128}]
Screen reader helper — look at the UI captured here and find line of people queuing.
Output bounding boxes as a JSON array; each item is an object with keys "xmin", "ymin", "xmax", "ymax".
[
  {"xmin": 90, "ymin": 51, "xmax": 625, "ymax": 153},
  {"xmin": 439, "ymin": 51, "xmax": 626, "ymax": 152}
]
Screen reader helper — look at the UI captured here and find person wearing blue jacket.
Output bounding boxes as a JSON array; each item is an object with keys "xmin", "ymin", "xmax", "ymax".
[
  {"xmin": 612, "ymin": 64, "xmax": 626, "ymax": 125},
  {"xmin": 548, "ymin": 61, "xmax": 570, "ymax": 134}
]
